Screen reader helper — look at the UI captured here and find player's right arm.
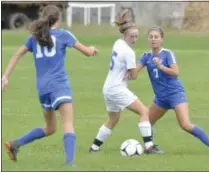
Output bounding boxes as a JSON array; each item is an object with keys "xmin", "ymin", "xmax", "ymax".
[
  {"xmin": 2, "ymin": 35, "xmax": 33, "ymax": 91},
  {"xmin": 62, "ymin": 30, "xmax": 98, "ymax": 56},
  {"xmin": 2, "ymin": 45, "xmax": 29, "ymax": 91}
]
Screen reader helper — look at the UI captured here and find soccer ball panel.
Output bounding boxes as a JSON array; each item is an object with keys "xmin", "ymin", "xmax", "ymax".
[
  {"xmin": 120, "ymin": 150, "xmax": 128, "ymax": 156},
  {"xmin": 120, "ymin": 139, "xmax": 143, "ymax": 157},
  {"xmin": 136, "ymin": 144, "xmax": 144, "ymax": 155},
  {"xmin": 120, "ymin": 139, "xmax": 139, "ymax": 150},
  {"xmin": 125, "ymin": 144, "xmax": 137, "ymax": 156}
]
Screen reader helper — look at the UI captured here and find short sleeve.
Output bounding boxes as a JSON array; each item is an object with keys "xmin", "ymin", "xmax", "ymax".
[
  {"xmin": 138, "ymin": 53, "xmax": 148, "ymax": 66},
  {"xmin": 167, "ymin": 51, "xmax": 177, "ymax": 66},
  {"xmin": 62, "ymin": 30, "xmax": 77, "ymax": 48},
  {"xmin": 24, "ymin": 36, "xmax": 33, "ymax": 52},
  {"xmin": 124, "ymin": 51, "xmax": 136, "ymax": 70}
]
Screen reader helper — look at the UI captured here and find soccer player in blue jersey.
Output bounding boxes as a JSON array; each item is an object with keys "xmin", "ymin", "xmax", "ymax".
[
  {"xmin": 2, "ymin": 5, "xmax": 98, "ymax": 165},
  {"xmin": 127, "ymin": 26, "xmax": 209, "ymax": 150}
]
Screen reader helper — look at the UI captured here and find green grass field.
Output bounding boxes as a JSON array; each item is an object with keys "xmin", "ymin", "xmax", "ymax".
[{"xmin": 2, "ymin": 25, "xmax": 209, "ymax": 171}]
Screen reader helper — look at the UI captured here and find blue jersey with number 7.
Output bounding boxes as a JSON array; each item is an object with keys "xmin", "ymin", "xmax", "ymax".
[
  {"xmin": 24, "ymin": 29, "xmax": 76, "ymax": 96},
  {"xmin": 138, "ymin": 48, "xmax": 184, "ymax": 98}
]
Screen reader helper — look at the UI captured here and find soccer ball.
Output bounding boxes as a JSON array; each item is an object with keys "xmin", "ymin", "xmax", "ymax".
[{"xmin": 120, "ymin": 139, "xmax": 143, "ymax": 156}]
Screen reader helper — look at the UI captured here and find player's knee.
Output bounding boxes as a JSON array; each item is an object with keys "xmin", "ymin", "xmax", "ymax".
[
  {"xmin": 45, "ymin": 127, "xmax": 57, "ymax": 136},
  {"xmin": 149, "ymin": 118, "xmax": 156, "ymax": 126},
  {"xmin": 144, "ymin": 107, "xmax": 149, "ymax": 115},
  {"xmin": 139, "ymin": 107, "xmax": 149, "ymax": 117},
  {"xmin": 179, "ymin": 122, "xmax": 193, "ymax": 132}
]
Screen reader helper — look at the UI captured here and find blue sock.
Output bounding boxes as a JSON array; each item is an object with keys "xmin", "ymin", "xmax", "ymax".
[
  {"xmin": 64, "ymin": 133, "xmax": 76, "ymax": 164},
  {"xmin": 17, "ymin": 128, "xmax": 46, "ymax": 146},
  {"xmin": 190, "ymin": 126, "xmax": 209, "ymax": 147}
]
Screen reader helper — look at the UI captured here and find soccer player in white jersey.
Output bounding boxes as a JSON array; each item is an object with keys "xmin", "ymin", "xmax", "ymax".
[{"xmin": 89, "ymin": 10, "xmax": 163, "ymax": 154}]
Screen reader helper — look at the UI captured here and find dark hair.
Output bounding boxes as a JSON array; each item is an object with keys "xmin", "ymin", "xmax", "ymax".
[
  {"xmin": 148, "ymin": 26, "xmax": 164, "ymax": 38},
  {"xmin": 30, "ymin": 5, "xmax": 61, "ymax": 48},
  {"xmin": 115, "ymin": 9, "xmax": 136, "ymax": 34}
]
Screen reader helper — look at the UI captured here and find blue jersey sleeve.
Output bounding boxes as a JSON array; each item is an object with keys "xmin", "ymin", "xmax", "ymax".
[
  {"xmin": 62, "ymin": 30, "xmax": 77, "ymax": 48},
  {"xmin": 24, "ymin": 36, "xmax": 33, "ymax": 52},
  {"xmin": 138, "ymin": 53, "xmax": 148, "ymax": 66},
  {"xmin": 167, "ymin": 51, "xmax": 177, "ymax": 66}
]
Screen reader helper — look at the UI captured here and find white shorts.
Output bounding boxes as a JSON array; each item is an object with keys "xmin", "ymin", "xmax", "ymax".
[{"xmin": 103, "ymin": 87, "xmax": 137, "ymax": 112}]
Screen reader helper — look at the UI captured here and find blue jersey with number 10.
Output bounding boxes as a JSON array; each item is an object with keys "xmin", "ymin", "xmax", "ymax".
[
  {"xmin": 139, "ymin": 48, "xmax": 185, "ymax": 98},
  {"xmin": 25, "ymin": 29, "xmax": 76, "ymax": 96}
]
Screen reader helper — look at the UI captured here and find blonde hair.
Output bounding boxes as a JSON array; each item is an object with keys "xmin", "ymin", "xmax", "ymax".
[{"xmin": 114, "ymin": 9, "xmax": 136, "ymax": 34}]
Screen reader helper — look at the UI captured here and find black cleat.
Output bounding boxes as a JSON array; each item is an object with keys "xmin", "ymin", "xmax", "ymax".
[
  {"xmin": 89, "ymin": 147, "xmax": 99, "ymax": 153},
  {"xmin": 5, "ymin": 141, "xmax": 20, "ymax": 161},
  {"xmin": 144, "ymin": 145, "xmax": 165, "ymax": 155}
]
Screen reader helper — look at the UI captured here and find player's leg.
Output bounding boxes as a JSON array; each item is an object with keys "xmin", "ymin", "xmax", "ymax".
[
  {"xmin": 89, "ymin": 93, "xmax": 121, "ymax": 152},
  {"xmin": 127, "ymin": 98, "xmax": 163, "ymax": 154},
  {"xmin": 149, "ymin": 98, "xmax": 168, "ymax": 140},
  {"xmin": 89, "ymin": 111, "xmax": 120, "ymax": 152},
  {"xmin": 142, "ymin": 102, "xmax": 167, "ymax": 154},
  {"xmin": 5, "ymin": 94, "xmax": 57, "ymax": 161},
  {"xmin": 51, "ymin": 88, "xmax": 75, "ymax": 165},
  {"xmin": 174, "ymin": 102, "xmax": 209, "ymax": 147},
  {"xmin": 107, "ymin": 88, "xmax": 158, "ymax": 153},
  {"xmin": 149, "ymin": 98, "xmax": 168, "ymax": 126},
  {"xmin": 58, "ymin": 103, "xmax": 75, "ymax": 164},
  {"xmin": 127, "ymin": 98, "xmax": 151, "ymax": 146},
  {"xmin": 43, "ymin": 109, "xmax": 57, "ymax": 135}
]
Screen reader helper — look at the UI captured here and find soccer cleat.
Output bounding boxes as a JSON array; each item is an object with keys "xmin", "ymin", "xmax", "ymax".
[
  {"xmin": 5, "ymin": 141, "xmax": 20, "ymax": 161},
  {"xmin": 144, "ymin": 144, "xmax": 165, "ymax": 154},
  {"xmin": 88, "ymin": 147, "xmax": 100, "ymax": 153}
]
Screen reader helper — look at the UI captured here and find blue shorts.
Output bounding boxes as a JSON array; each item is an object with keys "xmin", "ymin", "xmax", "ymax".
[
  {"xmin": 39, "ymin": 88, "xmax": 72, "ymax": 111},
  {"xmin": 154, "ymin": 92, "xmax": 187, "ymax": 110}
]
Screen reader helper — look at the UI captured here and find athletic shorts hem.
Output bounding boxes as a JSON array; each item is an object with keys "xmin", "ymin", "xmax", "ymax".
[
  {"xmin": 53, "ymin": 99, "xmax": 72, "ymax": 110},
  {"xmin": 105, "ymin": 95, "xmax": 137, "ymax": 112}
]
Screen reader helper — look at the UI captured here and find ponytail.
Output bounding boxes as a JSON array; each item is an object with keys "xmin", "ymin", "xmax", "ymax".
[
  {"xmin": 115, "ymin": 9, "xmax": 136, "ymax": 34},
  {"xmin": 29, "ymin": 5, "xmax": 61, "ymax": 48},
  {"xmin": 30, "ymin": 17, "xmax": 53, "ymax": 48}
]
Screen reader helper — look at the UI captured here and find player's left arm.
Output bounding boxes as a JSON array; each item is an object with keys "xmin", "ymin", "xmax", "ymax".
[
  {"xmin": 153, "ymin": 51, "xmax": 179, "ymax": 77},
  {"xmin": 124, "ymin": 51, "xmax": 144, "ymax": 80},
  {"xmin": 74, "ymin": 42, "xmax": 98, "ymax": 56},
  {"xmin": 125, "ymin": 63, "xmax": 144, "ymax": 80},
  {"xmin": 63, "ymin": 30, "xmax": 98, "ymax": 56},
  {"xmin": 125, "ymin": 52, "xmax": 147, "ymax": 80}
]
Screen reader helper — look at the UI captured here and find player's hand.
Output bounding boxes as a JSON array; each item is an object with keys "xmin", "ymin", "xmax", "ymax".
[
  {"xmin": 89, "ymin": 46, "xmax": 98, "ymax": 56},
  {"xmin": 2, "ymin": 75, "xmax": 9, "ymax": 92},
  {"xmin": 153, "ymin": 57, "xmax": 161, "ymax": 68}
]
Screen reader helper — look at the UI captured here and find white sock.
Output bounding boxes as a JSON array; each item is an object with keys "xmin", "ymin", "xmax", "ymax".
[
  {"xmin": 138, "ymin": 121, "xmax": 154, "ymax": 149},
  {"xmin": 91, "ymin": 125, "xmax": 112, "ymax": 150},
  {"xmin": 96, "ymin": 125, "xmax": 112, "ymax": 141}
]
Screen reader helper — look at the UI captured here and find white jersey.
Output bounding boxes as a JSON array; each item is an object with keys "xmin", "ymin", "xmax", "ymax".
[{"xmin": 103, "ymin": 39, "xmax": 136, "ymax": 93}]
